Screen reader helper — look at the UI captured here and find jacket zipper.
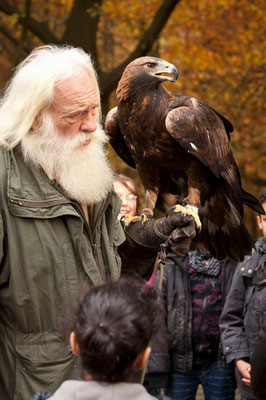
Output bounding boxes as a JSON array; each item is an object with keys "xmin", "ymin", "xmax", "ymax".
[
  {"xmin": 9, "ymin": 197, "xmax": 71, "ymax": 208},
  {"xmin": 198, "ymin": 293, "xmax": 208, "ymax": 353},
  {"xmin": 71, "ymin": 201, "xmax": 105, "ymax": 281},
  {"xmin": 183, "ymin": 268, "xmax": 191, "ymax": 373}
]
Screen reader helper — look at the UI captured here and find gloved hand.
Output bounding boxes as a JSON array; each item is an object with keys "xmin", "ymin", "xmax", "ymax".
[
  {"xmin": 124, "ymin": 210, "xmax": 196, "ymax": 255},
  {"xmin": 155, "ymin": 212, "xmax": 196, "ymax": 256}
]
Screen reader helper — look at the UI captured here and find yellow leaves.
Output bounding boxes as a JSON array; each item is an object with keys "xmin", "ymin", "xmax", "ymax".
[
  {"xmin": 0, "ymin": 0, "xmax": 263, "ymax": 193},
  {"xmin": 8, "ymin": 13, "xmax": 19, "ymax": 25}
]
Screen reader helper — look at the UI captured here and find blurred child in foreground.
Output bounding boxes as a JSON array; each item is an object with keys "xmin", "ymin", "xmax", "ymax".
[{"xmin": 32, "ymin": 279, "xmax": 160, "ymax": 400}]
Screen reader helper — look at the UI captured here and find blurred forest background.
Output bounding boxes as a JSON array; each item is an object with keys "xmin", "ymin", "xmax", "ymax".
[{"xmin": 0, "ymin": 0, "xmax": 265, "ymax": 238}]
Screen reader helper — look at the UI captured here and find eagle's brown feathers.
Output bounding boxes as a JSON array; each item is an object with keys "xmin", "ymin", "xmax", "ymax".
[{"xmin": 105, "ymin": 56, "xmax": 264, "ymax": 262}]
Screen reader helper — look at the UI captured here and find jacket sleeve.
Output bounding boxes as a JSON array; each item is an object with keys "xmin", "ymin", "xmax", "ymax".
[
  {"xmin": 119, "ymin": 213, "xmax": 196, "ymax": 279},
  {"xmin": 119, "ymin": 219, "xmax": 160, "ymax": 279},
  {"xmin": 219, "ymin": 264, "xmax": 250, "ymax": 363},
  {"xmin": 146, "ymin": 267, "xmax": 171, "ymax": 388}
]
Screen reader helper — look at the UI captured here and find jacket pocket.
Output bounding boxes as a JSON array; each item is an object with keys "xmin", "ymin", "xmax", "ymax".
[{"xmin": 14, "ymin": 340, "xmax": 78, "ymax": 400}]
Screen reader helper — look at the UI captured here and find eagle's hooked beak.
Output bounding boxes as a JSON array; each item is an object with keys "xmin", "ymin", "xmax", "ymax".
[{"xmin": 153, "ymin": 61, "xmax": 178, "ymax": 82}]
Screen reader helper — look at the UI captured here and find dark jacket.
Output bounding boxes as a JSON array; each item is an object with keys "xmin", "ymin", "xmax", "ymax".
[
  {"xmin": 219, "ymin": 237, "xmax": 266, "ymax": 399},
  {"xmin": 147, "ymin": 253, "xmax": 236, "ymax": 381},
  {"xmin": 251, "ymin": 322, "xmax": 266, "ymax": 400}
]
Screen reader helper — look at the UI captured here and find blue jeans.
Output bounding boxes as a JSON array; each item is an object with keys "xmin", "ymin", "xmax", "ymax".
[{"xmin": 168, "ymin": 361, "xmax": 236, "ymax": 400}]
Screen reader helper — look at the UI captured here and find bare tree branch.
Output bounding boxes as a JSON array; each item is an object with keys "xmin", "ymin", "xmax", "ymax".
[
  {"xmin": 0, "ymin": 0, "xmax": 59, "ymax": 44},
  {"xmin": 63, "ymin": 0, "xmax": 103, "ymax": 65},
  {"xmin": 100, "ymin": 0, "xmax": 181, "ymax": 97},
  {"xmin": 13, "ymin": 0, "xmax": 32, "ymax": 66},
  {"xmin": 0, "ymin": 0, "xmax": 182, "ymax": 112}
]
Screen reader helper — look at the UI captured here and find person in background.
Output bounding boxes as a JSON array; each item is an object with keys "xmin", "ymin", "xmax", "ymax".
[
  {"xmin": 32, "ymin": 278, "xmax": 161, "ymax": 400},
  {"xmin": 113, "ymin": 173, "xmax": 140, "ymax": 219},
  {"xmin": 220, "ymin": 189, "xmax": 266, "ymax": 400},
  {"xmin": 113, "ymin": 173, "xmax": 159, "ymax": 282},
  {"xmin": 146, "ymin": 249, "xmax": 237, "ymax": 400}
]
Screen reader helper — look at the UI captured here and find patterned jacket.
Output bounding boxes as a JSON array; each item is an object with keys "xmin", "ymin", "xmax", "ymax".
[{"xmin": 147, "ymin": 252, "xmax": 236, "ymax": 382}]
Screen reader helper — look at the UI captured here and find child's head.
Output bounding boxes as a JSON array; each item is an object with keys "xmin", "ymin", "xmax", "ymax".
[
  {"xmin": 113, "ymin": 174, "xmax": 140, "ymax": 218},
  {"xmin": 70, "ymin": 278, "xmax": 159, "ymax": 383},
  {"xmin": 257, "ymin": 189, "xmax": 266, "ymax": 238}
]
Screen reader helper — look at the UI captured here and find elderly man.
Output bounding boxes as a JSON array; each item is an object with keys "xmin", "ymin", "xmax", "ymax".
[{"xmin": 0, "ymin": 45, "xmax": 195, "ymax": 400}]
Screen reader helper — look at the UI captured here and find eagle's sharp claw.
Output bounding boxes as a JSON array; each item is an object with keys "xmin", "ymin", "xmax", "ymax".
[
  {"xmin": 123, "ymin": 215, "xmax": 142, "ymax": 226},
  {"xmin": 167, "ymin": 204, "xmax": 202, "ymax": 230}
]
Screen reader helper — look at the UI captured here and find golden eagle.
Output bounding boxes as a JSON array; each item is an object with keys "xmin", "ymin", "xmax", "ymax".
[{"xmin": 105, "ymin": 56, "xmax": 264, "ymax": 261}]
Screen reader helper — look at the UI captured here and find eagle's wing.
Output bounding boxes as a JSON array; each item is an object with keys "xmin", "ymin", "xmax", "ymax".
[
  {"xmin": 105, "ymin": 106, "xmax": 136, "ymax": 169},
  {"xmin": 165, "ymin": 97, "xmax": 233, "ymax": 178}
]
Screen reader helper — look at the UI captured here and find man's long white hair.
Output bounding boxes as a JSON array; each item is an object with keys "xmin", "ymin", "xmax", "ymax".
[
  {"xmin": 0, "ymin": 45, "xmax": 114, "ymax": 204},
  {"xmin": 0, "ymin": 45, "xmax": 101, "ymax": 148}
]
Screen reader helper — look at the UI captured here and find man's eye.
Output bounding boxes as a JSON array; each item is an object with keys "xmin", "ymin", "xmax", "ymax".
[{"xmin": 63, "ymin": 114, "xmax": 79, "ymax": 124}]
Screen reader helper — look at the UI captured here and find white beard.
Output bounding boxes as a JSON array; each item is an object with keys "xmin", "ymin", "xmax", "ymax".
[{"xmin": 21, "ymin": 114, "xmax": 114, "ymax": 204}]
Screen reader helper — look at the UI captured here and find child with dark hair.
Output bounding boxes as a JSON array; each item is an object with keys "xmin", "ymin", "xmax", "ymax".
[{"xmin": 36, "ymin": 278, "xmax": 159, "ymax": 400}]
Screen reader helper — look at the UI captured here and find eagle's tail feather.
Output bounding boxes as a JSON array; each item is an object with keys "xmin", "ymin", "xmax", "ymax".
[
  {"xmin": 198, "ymin": 192, "xmax": 254, "ymax": 262},
  {"xmin": 203, "ymin": 219, "xmax": 253, "ymax": 262},
  {"xmin": 241, "ymin": 189, "xmax": 264, "ymax": 214}
]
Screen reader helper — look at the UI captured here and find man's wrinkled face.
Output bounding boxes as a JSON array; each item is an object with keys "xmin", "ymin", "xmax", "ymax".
[
  {"xmin": 257, "ymin": 202, "xmax": 266, "ymax": 238},
  {"xmin": 49, "ymin": 70, "xmax": 99, "ymax": 146}
]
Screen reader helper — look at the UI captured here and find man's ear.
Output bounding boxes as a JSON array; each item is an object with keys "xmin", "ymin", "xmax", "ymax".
[
  {"xmin": 70, "ymin": 331, "xmax": 80, "ymax": 356},
  {"xmin": 134, "ymin": 346, "xmax": 151, "ymax": 369}
]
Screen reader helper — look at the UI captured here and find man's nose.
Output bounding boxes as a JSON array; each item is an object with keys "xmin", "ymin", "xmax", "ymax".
[{"xmin": 80, "ymin": 115, "xmax": 97, "ymax": 133}]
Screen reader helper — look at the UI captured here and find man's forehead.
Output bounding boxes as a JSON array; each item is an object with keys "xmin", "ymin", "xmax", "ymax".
[{"xmin": 53, "ymin": 72, "xmax": 97, "ymax": 107}]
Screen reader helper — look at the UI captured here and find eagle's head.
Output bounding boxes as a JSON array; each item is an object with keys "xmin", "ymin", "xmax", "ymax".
[{"xmin": 117, "ymin": 57, "xmax": 178, "ymax": 100}]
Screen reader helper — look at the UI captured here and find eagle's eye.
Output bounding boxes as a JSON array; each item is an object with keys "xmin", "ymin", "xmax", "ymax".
[{"xmin": 147, "ymin": 63, "xmax": 156, "ymax": 68}]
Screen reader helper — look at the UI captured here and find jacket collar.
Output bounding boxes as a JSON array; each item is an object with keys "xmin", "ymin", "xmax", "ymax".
[
  {"xmin": 7, "ymin": 147, "xmax": 69, "ymax": 204},
  {"xmin": 6, "ymin": 147, "xmax": 82, "ymax": 219},
  {"xmin": 6, "ymin": 147, "xmax": 121, "ymax": 222}
]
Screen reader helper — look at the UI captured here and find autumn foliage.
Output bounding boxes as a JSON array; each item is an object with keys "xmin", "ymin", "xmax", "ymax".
[{"xmin": 0, "ymin": 0, "xmax": 265, "ymax": 237}]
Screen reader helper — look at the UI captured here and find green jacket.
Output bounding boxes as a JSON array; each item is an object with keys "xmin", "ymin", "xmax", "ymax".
[{"xmin": 0, "ymin": 146, "xmax": 126, "ymax": 400}]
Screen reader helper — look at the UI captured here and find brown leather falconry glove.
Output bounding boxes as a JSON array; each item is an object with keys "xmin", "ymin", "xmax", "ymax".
[
  {"xmin": 154, "ymin": 213, "xmax": 197, "ymax": 255},
  {"xmin": 119, "ymin": 212, "xmax": 197, "ymax": 278}
]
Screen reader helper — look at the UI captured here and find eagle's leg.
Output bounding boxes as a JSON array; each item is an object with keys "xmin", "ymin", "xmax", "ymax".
[
  {"xmin": 139, "ymin": 189, "xmax": 158, "ymax": 223},
  {"xmin": 186, "ymin": 187, "xmax": 201, "ymax": 230},
  {"xmin": 167, "ymin": 188, "xmax": 201, "ymax": 230}
]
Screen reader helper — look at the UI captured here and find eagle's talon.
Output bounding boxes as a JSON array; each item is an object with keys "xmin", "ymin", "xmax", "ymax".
[
  {"xmin": 123, "ymin": 214, "xmax": 142, "ymax": 226},
  {"xmin": 166, "ymin": 205, "xmax": 178, "ymax": 217},
  {"xmin": 166, "ymin": 204, "xmax": 202, "ymax": 230},
  {"xmin": 140, "ymin": 213, "xmax": 149, "ymax": 225}
]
